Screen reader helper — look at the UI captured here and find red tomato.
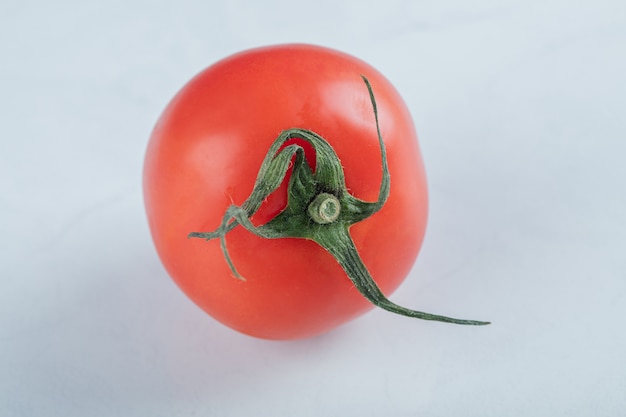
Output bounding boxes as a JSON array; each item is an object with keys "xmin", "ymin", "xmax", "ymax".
[{"xmin": 144, "ymin": 44, "xmax": 428, "ymax": 340}]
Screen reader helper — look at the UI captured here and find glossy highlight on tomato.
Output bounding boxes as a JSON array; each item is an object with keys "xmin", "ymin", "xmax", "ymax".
[{"xmin": 144, "ymin": 44, "xmax": 479, "ymax": 340}]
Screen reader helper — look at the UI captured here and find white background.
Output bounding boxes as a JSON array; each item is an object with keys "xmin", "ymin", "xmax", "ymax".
[{"xmin": 2, "ymin": 1, "xmax": 625, "ymax": 416}]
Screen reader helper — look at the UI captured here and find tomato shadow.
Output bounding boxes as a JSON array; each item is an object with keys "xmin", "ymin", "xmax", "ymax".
[{"xmin": 3, "ymin": 210, "xmax": 349, "ymax": 414}]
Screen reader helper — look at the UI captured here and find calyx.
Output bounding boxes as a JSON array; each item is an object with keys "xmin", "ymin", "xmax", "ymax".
[{"xmin": 189, "ymin": 76, "xmax": 489, "ymax": 326}]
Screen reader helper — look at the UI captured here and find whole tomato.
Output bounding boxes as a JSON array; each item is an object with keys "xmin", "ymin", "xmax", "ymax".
[{"xmin": 143, "ymin": 44, "xmax": 487, "ymax": 340}]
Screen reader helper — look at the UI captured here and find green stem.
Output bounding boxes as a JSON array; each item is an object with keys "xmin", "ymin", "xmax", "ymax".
[
  {"xmin": 188, "ymin": 75, "xmax": 490, "ymax": 326},
  {"xmin": 308, "ymin": 193, "xmax": 341, "ymax": 224}
]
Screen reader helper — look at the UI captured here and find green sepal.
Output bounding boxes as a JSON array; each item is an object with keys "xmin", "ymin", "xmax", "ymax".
[{"xmin": 188, "ymin": 76, "xmax": 489, "ymax": 326}]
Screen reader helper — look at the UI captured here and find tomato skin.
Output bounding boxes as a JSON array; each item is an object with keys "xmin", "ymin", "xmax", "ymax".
[{"xmin": 143, "ymin": 44, "xmax": 428, "ymax": 340}]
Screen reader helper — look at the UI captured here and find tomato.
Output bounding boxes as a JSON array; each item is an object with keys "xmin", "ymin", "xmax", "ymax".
[{"xmin": 143, "ymin": 44, "xmax": 487, "ymax": 340}]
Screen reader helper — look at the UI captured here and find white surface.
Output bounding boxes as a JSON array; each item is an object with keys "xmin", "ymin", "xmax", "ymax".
[{"xmin": 2, "ymin": 1, "xmax": 625, "ymax": 416}]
